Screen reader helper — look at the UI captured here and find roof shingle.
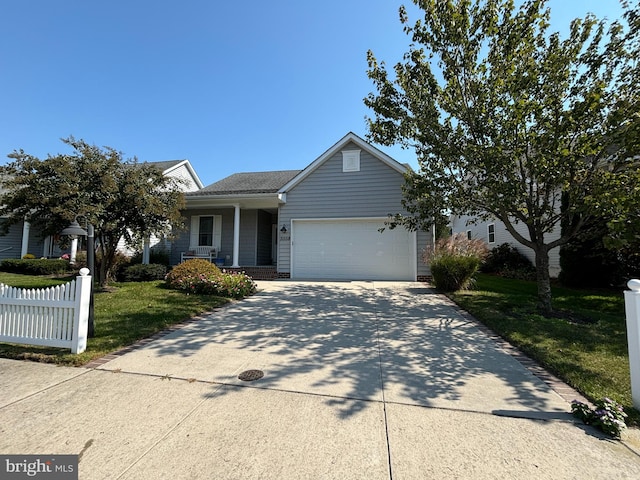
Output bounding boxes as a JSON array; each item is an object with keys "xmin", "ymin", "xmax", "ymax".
[{"xmin": 189, "ymin": 170, "xmax": 302, "ymax": 196}]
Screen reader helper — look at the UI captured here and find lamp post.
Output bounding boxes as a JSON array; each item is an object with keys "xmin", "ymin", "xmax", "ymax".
[{"xmin": 61, "ymin": 219, "xmax": 95, "ymax": 338}]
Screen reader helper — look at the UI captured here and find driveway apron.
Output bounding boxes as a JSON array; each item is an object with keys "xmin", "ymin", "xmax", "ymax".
[{"xmin": 1, "ymin": 281, "xmax": 639, "ymax": 479}]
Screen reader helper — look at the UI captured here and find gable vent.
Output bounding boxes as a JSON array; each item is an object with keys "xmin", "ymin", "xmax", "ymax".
[{"xmin": 342, "ymin": 149, "xmax": 361, "ymax": 172}]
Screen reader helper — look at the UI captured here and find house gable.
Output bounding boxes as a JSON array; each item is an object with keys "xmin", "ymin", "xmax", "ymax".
[
  {"xmin": 146, "ymin": 159, "xmax": 204, "ymax": 192},
  {"xmin": 276, "ymin": 132, "xmax": 426, "ymax": 278},
  {"xmin": 279, "ymin": 132, "xmax": 408, "ymax": 194}
]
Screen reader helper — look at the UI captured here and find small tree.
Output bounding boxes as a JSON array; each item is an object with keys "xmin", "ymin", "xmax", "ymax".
[
  {"xmin": 365, "ymin": 0, "xmax": 639, "ymax": 313},
  {"xmin": 0, "ymin": 137, "xmax": 185, "ymax": 286}
]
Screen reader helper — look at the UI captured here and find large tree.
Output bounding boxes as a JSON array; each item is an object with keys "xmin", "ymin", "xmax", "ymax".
[
  {"xmin": 0, "ymin": 137, "xmax": 185, "ymax": 287},
  {"xmin": 365, "ymin": 0, "xmax": 639, "ymax": 313}
]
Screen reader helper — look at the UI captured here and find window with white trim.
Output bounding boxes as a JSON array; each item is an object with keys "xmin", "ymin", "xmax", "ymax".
[
  {"xmin": 199, "ymin": 216, "xmax": 214, "ymax": 246},
  {"xmin": 342, "ymin": 150, "xmax": 361, "ymax": 172},
  {"xmin": 488, "ymin": 223, "xmax": 496, "ymax": 244},
  {"xmin": 190, "ymin": 215, "xmax": 222, "ymax": 249}
]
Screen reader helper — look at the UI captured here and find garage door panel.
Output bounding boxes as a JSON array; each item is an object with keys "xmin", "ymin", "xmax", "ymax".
[{"xmin": 292, "ymin": 220, "xmax": 414, "ymax": 280}]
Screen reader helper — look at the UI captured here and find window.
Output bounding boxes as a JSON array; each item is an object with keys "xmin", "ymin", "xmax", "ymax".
[
  {"xmin": 488, "ymin": 224, "xmax": 495, "ymax": 244},
  {"xmin": 342, "ymin": 150, "xmax": 361, "ymax": 172},
  {"xmin": 199, "ymin": 216, "xmax": 214, "ymax": 246},
  {"xmin": 190, "ymin": 215, "xmax": 222, "ymax": 250},
  {"xmin": 466, "ymin": 230, "xmax": 472, "ymax": 240}
]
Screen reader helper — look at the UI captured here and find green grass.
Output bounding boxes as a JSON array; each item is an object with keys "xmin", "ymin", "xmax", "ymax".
[
  {"xmin": 0, "ymin": 273, "xmax": 230, "ymax": 366},
  {"xmin": 0, "ymin": 272, "xmax": 74, "ymax": 289},
  {"xmin": 450, "ymin": 273, "xmax": 637, "ymax": 422}
]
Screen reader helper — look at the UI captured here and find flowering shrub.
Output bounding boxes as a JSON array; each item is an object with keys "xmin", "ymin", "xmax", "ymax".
[
  {"xmin": 423, "ymin": 234, "xmax": 489, "ymax": 291},
  {"xmin": 571, "ymin": 398, "xmax": 627, "ymax": 437},
  {"xmin": 165, "ymin": 260, "xmax": 256, "ymax": 299},
  {"xmin": 165, "ymin": 259, "xmax": 221, "ymax": 289}
]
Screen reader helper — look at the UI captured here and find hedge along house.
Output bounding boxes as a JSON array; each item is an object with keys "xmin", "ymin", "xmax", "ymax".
[{"xmin": 177, "ymin": 132, "xmax": 433, "ymax": 281}]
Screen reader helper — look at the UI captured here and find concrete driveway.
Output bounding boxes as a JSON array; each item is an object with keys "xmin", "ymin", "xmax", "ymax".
[{"xmin": 1, "ymin": 281, "xmax": 640, "ymax": 479}]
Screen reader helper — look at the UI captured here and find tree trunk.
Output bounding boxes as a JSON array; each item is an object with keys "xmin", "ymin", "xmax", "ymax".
[{"xmin": 533, "ymin": 245, "xmax": 553, "ymax": 314}]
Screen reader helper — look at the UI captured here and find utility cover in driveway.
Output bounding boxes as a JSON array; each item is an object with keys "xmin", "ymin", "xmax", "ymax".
[{"xmin": 291, "ymin": 218, "xmax": 415, "ymax": 280}]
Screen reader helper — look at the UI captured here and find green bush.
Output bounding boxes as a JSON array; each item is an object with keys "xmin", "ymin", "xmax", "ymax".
[
  {"xmin": 119, "ymin": 263, "xmax": 167, "ymax": 282},
  {"xmin": 430, "ymin": 256, "xmax": 482, "ymax": 291},
  {"xmin": 165, "ymin": 259, "xmax": 256, "ymax": 299},
  {"xmin": 129, "ymin": 249, "xmax": 170, "ymax": 266},
  {"xmin": 0, "ymin": 258, "xmax": 70, "ymax": 276},
  {"xmin": 481, "ymin": 243, "xmax": 535, "ymax": 279},
  {"xmin": 424, "ymin": 234, "xmax": 488, "ymax": 291},
  {"xmin": 165, "ymin": 259, "xmax": 221, "ymax": 289},
  {"xmin": 173, "ymin": 271, "xmax": 257, "ymax": 299}
]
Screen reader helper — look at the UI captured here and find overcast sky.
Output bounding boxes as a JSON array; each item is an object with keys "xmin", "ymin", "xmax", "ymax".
[{"xmin": 0, "ymin": 0, "xmax": 626, "ymax": 186}]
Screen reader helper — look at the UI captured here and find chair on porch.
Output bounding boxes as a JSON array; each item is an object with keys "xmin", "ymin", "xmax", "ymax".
[{"xmin": 181, "ymin": 246, "xmax": 217, "ymax": 263}]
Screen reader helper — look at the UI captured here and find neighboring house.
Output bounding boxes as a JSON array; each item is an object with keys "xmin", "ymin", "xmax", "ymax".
[
  {"xmin": 450, "ymin": 214, "xmax": 561, "ymax": 277},
  {"xmin": 0, "ymin": 160, "xmax": 202, "ymax": 261},
  {"xmin": 175, "ymin": 132, "xmax": 433, "ymax": 281},
  {"xmin": 120, "ymin": 160, "xmax": 204, "ymax": 260}
]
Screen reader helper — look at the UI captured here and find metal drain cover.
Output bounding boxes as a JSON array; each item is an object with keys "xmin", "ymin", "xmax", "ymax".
[{"xmin": 238, "ymin": 369, "xmax": 264, "ymax": 382}]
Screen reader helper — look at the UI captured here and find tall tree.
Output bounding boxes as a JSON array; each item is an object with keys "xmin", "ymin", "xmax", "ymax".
[
  {"xmin": 365, "ymin": 0, "xmax": 639, "ymax": 313},
  {"xmin": 0, "ymin": 137, "xmax": 185, "ymax": 286}
]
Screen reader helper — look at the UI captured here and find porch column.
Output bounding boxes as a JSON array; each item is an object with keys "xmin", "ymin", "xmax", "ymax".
[
  {"xmin": 20, "ymin": 221, "xmax": 30, "ymax": 258},
  {"xmin": 142, "ymin": 238, "xmax": 150, "ymax": 264},
  {"xmin": 232, "ymin": 204, "xmax": 240, "ymax": 267}
]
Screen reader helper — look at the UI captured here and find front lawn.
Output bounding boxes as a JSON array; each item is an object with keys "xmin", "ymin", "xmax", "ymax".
[
  {"xmin": 449, "ymin": 273, "xmax": 636, "ymax": 420},
  {"xmin": 0, "ymin": 274, "xmax": 230, "ymax": 366}
]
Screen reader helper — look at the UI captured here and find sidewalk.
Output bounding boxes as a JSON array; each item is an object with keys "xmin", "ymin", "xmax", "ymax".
[{"xmin": 1, "ymin": 281, "xmax": 639, "ymax": 479}]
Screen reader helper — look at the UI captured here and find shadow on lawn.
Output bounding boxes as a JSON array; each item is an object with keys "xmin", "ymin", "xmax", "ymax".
[{"xmin": 138, "ymin": 281, "xmax": 568, "ymax": 420}]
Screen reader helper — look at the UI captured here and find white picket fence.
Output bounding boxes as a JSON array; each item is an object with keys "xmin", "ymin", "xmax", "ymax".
[{"xmin": 0, "ymin": 268, "xmax": 92, "ymax": 354}]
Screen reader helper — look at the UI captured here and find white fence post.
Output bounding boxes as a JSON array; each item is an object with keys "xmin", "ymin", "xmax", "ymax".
[
  {"xmin": 70, "ymin": 268, "xmax": 91, "ymax": 354},
  {"xmin": 624, "ymin": 279, "xmax": 640, "ymax": 410}
]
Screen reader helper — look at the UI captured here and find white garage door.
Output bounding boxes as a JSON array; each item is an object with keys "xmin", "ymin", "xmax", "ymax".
[{"xmin": 291, "ymin": 219, "xmax": 415, "ymax": 280}]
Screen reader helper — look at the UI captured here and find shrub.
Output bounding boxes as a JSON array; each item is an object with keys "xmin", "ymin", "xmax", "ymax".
[
  {"xmin": 430, "ymin": 256, "xmax": 483, "ymax": 291},
  {"xmin": 482, "ymin": 243, "xmax": 534, "ymax": 276},
  {"xmin": 22, "ymin": 253, "xmax": 36, "ymax": 259},
  {"xmin": 571, "ymin": 398, "xmax": 627, "ymax": 437},
  {"xmin": 216, "ymin": 271, "xmax": 257, "ymax": 299},
  {"xmin": 0, "ymin": 258, "xmax": 70, "ymax": 275},
  {"xmin": 176, "ymin": 271, "xmax": 257, "ymax": 299},
  {"xmin": 74, "ymin": 251, "xmax": 87, "ymax": 269},
  {"xmin": 129, "ymin": 248, "xmax": 171, "ymax": 266},
  {"xmin": 165, "ymin": 260, "xmax": 256, "ymax": 299},
  {"xmin": 94, "ymin": 251, "xmax": 132, "ymax": 283},
  {"xmin": 424, "ymin": 234, "xmax": 488, "ymax": 291},
  {"xmin": 119, "ymin": 263, "xmax": 167, "ymax": 282},
  {"xmin": 165, "ymin": 259, "xmax": 222, "ymax": 289}
]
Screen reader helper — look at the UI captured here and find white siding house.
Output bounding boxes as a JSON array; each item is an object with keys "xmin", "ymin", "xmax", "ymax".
[{"xmin": 451, "ymin": 214, "xmax": 562, "ymax": 277}]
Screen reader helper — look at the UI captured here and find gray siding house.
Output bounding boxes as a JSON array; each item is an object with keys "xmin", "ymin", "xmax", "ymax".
[{"xmin": 178, "ymin": 132, "xmax": 433, "ymax": 281}]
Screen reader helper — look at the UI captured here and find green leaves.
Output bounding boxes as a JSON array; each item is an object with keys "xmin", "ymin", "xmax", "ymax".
[
  {"xmin": 0, "ymin": 137, "xmax": 186, "ymax": 286},
  {"xmin": 365, "ymin": 0, "xmax": 639, "ymax": 312}
]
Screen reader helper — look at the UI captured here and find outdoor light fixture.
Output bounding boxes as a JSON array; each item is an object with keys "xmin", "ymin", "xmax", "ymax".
[
  {"xmin": 280, "ymin": 224, "xmax": 287, "ymax": 233},
  {"xmin": 61, "ymin": 217, "xmax": 95, "ymax": 338},
  {"xmin": 60, "ymin": 220, "xmax": 88, "ymax": 237}
]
